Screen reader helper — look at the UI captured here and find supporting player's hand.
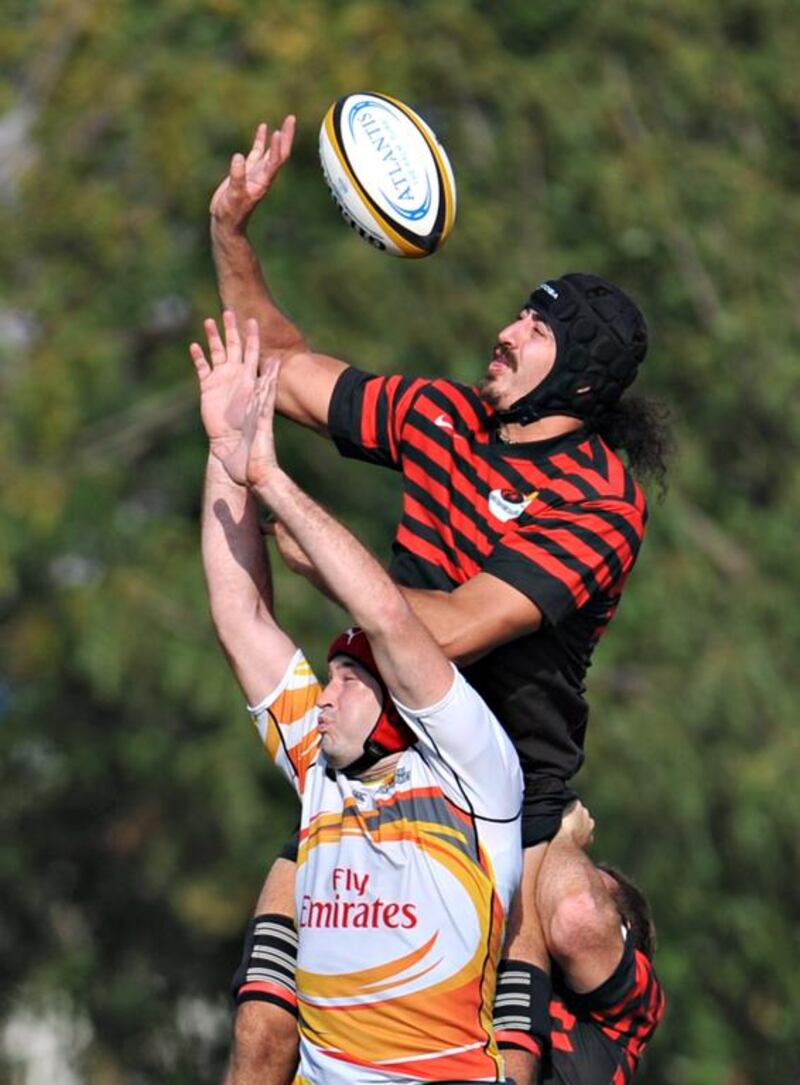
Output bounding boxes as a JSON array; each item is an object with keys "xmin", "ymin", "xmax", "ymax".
[
  {"xmin": 263, "ymin": 519, "xmax": 334, "ymax": 599},
  {"xmin": 209, "ymin": 117, "xmax": 296, "ymax": 232},
  {"xmin": 190, "ymin": 311, "xmax": 259, "ymax": 474},
  {"xmin": 557, "ymin": 800, "xmax": 595, "ymax": 850}
]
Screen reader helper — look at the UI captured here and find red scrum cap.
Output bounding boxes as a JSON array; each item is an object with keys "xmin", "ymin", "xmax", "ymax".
[{"xmin": 327, "ymin": 627, "xmax": 416, "ymax": 773}]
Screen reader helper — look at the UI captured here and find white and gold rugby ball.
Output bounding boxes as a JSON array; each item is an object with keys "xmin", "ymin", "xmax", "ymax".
[{"xmin": 319, "ymin": 92, "xmax": 457, "ymax": 258}]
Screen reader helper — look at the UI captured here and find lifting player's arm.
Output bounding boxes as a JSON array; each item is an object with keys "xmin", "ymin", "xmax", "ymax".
[
  {"xmin": 537, "ymin": 802, "xmax": 625, "ymax": 994},
  {"xmin": 211, "ymin": 112, "xmax": 544, "ymax": 663},
  {"xmin": 268, "ymin": 519, "xmax": 544, "ymax": 666},
  {"xmin": 400, "ymin": 578, "xmax": 543, "ymax": 665},
  {"xmin": 209, "ymin": 117, "xmax": 348, "ymax": 433}
]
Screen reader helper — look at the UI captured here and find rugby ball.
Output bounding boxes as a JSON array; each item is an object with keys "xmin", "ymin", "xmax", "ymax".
[{"xmin": 319, "ymin": 92, "xmax": 457, "ymax": 258}]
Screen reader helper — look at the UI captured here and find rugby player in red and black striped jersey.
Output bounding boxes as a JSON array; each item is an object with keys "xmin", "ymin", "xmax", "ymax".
[
  {"xmin": 209, "ymin": 117, "xmax": 670, "ymax": 1085},
  {"xmin": 493, "ymin": 801, "xmax": 664, "ymax": 1085}
]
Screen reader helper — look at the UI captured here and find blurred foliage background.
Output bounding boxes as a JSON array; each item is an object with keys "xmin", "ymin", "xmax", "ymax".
[{"xmin": 1, "ymin": 1, "xmax": 799, "ymax": 1082}]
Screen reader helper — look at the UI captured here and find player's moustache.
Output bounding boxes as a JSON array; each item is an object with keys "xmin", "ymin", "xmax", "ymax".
[{"xmin": 491, "ymin": 343, "xmax": 516, "ymax": 370}]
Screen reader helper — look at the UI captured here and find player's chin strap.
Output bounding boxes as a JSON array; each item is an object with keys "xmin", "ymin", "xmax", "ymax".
[
  {"xmin": 339, "ymin": 735, "xmax": 405, "ymax": 778},
  {"xmin": 495, "ymin": 273, "xmax": 648, "ymax": 428}
]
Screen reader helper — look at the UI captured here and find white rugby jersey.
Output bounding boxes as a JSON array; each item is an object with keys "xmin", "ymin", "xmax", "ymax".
[{"xmin": 250, "ymin": 651, "xmax": 523, "ymax": 1085}]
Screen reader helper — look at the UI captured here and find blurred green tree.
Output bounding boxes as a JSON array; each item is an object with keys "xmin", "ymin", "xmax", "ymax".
[{"xmin": 1, "ymin": 1, "xmax": 798, "ymax": 1082}]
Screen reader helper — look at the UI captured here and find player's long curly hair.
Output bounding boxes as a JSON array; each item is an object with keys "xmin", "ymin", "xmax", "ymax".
[{"xmin": 590, "ymin": 395, "xmax": 674, "ymax": 500}]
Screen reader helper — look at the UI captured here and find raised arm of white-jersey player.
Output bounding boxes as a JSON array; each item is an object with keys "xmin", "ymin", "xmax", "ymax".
[
  {"xmin": 201, "ymin": 455, "xmax": 298, "ymax": 707},
  {"xmin": 210, "ymin": 117, "xmax": 349, "ymax": 434},
  {"xmin": 400, "ymin": 575, "xmax": 543, "ymax": 666},
  {"xmin": 191, "ymin": 313, "xmax": 298, "ymax": 705},
  {"xmin": 243, "ymin": 359, "xmax": 454, "ymax": 711}
]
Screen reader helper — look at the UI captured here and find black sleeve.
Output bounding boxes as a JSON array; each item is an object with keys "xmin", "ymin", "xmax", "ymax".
[
  {"xmin": 571, "ymin": 930, "xmax": 637, "ymax": 1011},
  {"xmin": 328, "ymin": 366, "xmax": 429, "ymax": 470},
  {"xmin": 566, "ymin": 934, "xmax": 665, "ymax": 1044}
]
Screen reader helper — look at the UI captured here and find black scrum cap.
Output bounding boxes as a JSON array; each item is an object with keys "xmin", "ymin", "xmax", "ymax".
[{"xmin": 498, "ymin": 273, "xmax": 648, "ymax": 426}]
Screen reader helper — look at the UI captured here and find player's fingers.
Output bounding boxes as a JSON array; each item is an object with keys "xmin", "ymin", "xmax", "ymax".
[
  {"xmin": 247, "ymin": 122, "xmax": 268, "ymax": 164},
  {"xmin": 266, "ymin": 129, "xmax": 284, "ymax": 175},
  {"xmin": 189, "ymin": 342, "xmax": 211, "ymax": 381},
  {"xmin": 204, "ymin": 318, "xmax": 226, "ymax": 366},
  {"xmin": 222, "ymin": 309, "xmax": 241, "ymax": 362},
  {"xmin": 246, "ymin": 124, "xmax": 268, "ymax": 167},
  {"xmin": 250, "ymin": 376, "xmax": 270, "ymax": 431},
  {"xmin": 282, "ymin": 114, "xmax": 296, "ymax": 157},
  {"xmin": 274, "ymin": 116, "xmax": 295, "ymax": 165},
  {"xmin": 229, "ymin": 153, "xmax": 246, "ymax": 190},
  {"xmin": 209, "ymin": 177, "xmax": 228, "ymax": 214},
  {"xmin": 243, "ymin": 317, "xmax": 260, "ymax": 379},
  {"xmin": 261, "ymin": 352, "xmax": 282, "ymax": 386},
  {"xmin": 257, "ymin": 357, "xmax": 281, "ymax": 421}
]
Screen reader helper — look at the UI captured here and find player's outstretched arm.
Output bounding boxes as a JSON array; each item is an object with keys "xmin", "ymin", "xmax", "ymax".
[
  {"xmin": 266, "ymin": 508, "xmax": 543, "ymax": 665},
  {"xmin": 210, "ymin": 118, "xmax": 348, "ymax": 433},
  {"xmin": 536, "ymin": 802, "xmax": 625, "ymax": 994},
  {"xmin": 230, "ymin": 352, "xmax": 453, "ymax": 711},
  {"xmin": 191, "ymin": 317, "xmax": 297, "ymax": 706},
  {"xmin": 210, "ymin": 118, "xmax": 300, "ymax": 348}
]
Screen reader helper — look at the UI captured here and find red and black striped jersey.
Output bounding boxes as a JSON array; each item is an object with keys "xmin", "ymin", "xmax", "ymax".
[
  {"xmin": 548, "ymin": 934, "xmax": 665, "ymax": 1084},
  {"xmin": 328, "ymin": 369, "xmax": 647, "ymax": 806}
]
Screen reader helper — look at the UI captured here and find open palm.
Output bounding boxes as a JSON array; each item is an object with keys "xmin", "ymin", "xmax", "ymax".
[
  {"xmin": 190, "ymin": 311, "xmax": 259, "ymax": 476},
  {"xmin": 209, "ymin": 117, "xmax": 296, "ymax": 228}
]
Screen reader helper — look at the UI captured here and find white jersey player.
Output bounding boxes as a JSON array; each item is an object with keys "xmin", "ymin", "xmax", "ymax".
[{"xmin": 193, "ymin": 313, "xmax": 523, "ymax": 1083}]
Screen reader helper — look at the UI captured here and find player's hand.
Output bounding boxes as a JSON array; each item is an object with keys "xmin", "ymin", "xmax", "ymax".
[
  {"xmin": 557, "ymin": 800, "xmax": 595, "ymax": 849},
  {"xmin": 264, "ymin": 519, "xmax": 315, "ymax": 578},
  {"xmin": 241, "ymin": 354, "xmax": 282, "ymax": 491},
  {"xmin": 209, "ymin": 117, "xmax": 296, "ymax": 231},
  {"xmin": 190, "ymin": 311, "xmax": 259, "ymax": 477}
]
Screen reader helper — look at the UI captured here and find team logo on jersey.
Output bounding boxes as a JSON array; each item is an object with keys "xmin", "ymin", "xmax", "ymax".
[{"xmin": 488, "ymin": 488, "xmax": 537, "ymax": 522}]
